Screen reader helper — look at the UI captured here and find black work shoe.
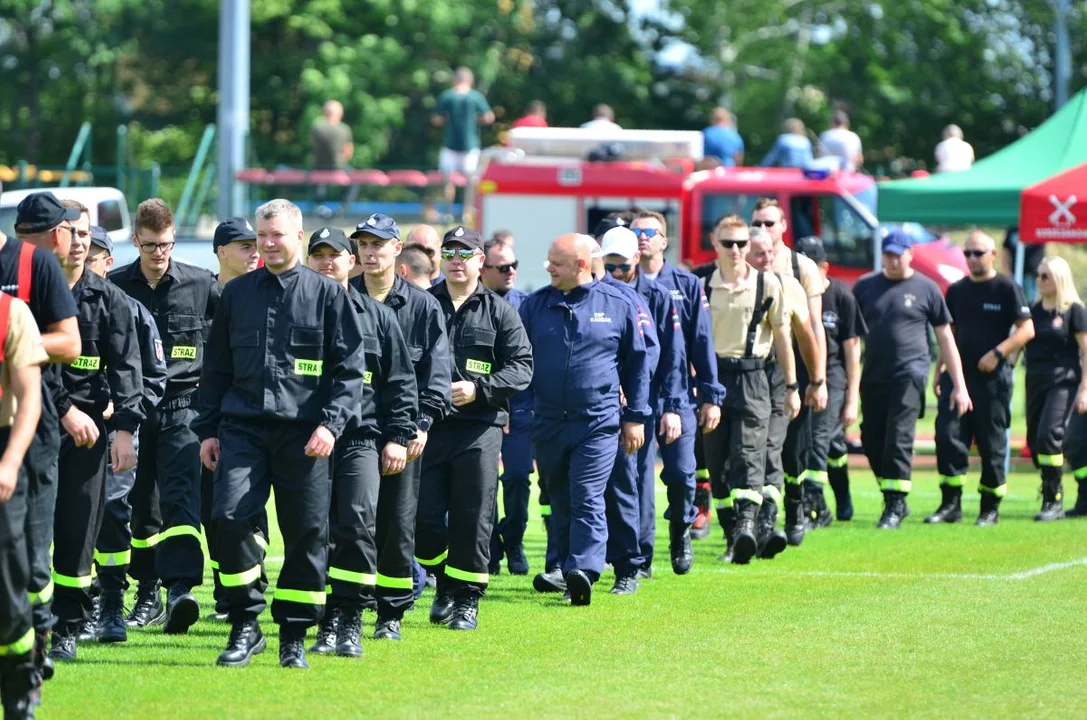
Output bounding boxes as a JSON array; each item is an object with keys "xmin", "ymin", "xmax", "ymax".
[
  {"xmin": 609, "ymin": 575, "xmax": 639, "ymax": 595},
  {"xmin": 877, "ymin": 491, "xmax": 909, "ymax": 529},
  {"xmin": 0, "ymin": 667, "xmax": 39, "ymax": 720},
  {"xmin": 97, "ymin": 590, "xmax": 128, "ymax": 644},
  {"xmin": 47, "ymin": 631, "xmax": 76, "ymax": 662},
  {"xmin": 335, "ymin": 608, "xmax": 363, "ymax": 657},
  {"xmin": 635, "ymin": 566, "xmax": 653, "ymax": 580},
  {"xmin": 163, "ymin": 588, "xmax": 200, "ymax": 635},
  {"xmin": 126, "ymin": 582, "xmax": 165, "ymax": 628},
  {"xmin": 373, "ymin": 616, "xmax": 402, "ymax": 641},
  {"xmin": 566, "ymin": 570, "xmax": 592, "ymax": 607},
  {"xmin": 805, "ymin": 480, "xmax": 834, "ymax": 529},
  {"xmin": 506, "ymin": 544, "xmax": 529, "ymax": 576},
  {"xmin": 532, "ymin": 569, "xmax": 566, "ymax": 594},
  {"xmin": 924, "ymin": 485, "xmax": 963, "ymax": 524},
  {"xmin": 1035, "ymin": 500, "xmax": 1065, "ymax": 522},
  {"xmin": 33, "ymin": 631, "xmax": 52, "ymax": 682},
  {"xmin": 310, "ymin": 610, "xmax": 338, "ymax": 655},
  {"xmin": 784, "ymin": 485, "xmax": 806, "ymax": 546},
  {"xmin": 279, "ymin": 631, "xmax": 309, "ymax": 669},
  {"xmin": 217, "ymin": 620, "xmax": 266, "ymax": 667},
  {"xmin": 1066, "ymin": 480, "xmax": 1087, "ymax": 518},
  {"xmin": 78, "ymin": 594, "xmax": 101, "ymax": 642},
  {"xmin": 448, "ymin": 597, "xmax": 479, "ymax": 631},
  {"xmin": 731, "ymin": 502, "xmax": 758, "ymax": 565},
  {"xmin": 828, "ymin": 466, "xmax": 853, "ymax": 521},
  {"xmin": 976, "ymin": 494, "xmax": 1001, "ymax": 527},
  {"xmin": 755, "ymin": 499, "xmax": 787, "ymax": 560},
  {"xmin": 429, "ymin": 592, "xmax": 455, "ymax": 624},
  {"xmin": 669, "ymin": 524, "xmax": 694, "ymax": 575}
]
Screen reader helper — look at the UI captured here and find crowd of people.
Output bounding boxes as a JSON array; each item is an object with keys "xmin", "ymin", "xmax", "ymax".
[{"xmin": 0, "ymin": 183, "xmax": 1084, "ymax": 715}]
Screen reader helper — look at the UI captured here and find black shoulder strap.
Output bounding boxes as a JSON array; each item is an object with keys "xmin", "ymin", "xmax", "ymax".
[
  {"xmin": 702, "ymin": 271, "xmax": 713, "ymax": 303},
  {"xmin": 791, "ymin": 248, "xmax": 800, "ymax": 284},
  {"xmin": 745, "ymin": 272, "xmax": 774, "ymax": 358}
]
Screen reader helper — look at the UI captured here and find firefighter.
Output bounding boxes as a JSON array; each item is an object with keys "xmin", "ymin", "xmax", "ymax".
[
  {"xmin": 305, "ymin": 227, "xmax": 416, "ymax": 657},
  {"xmin": 195, "ymin": 199, "xmax": 366, "ymax": 669},
  {"xmin": 352, "ymin": 212, "xmax": 451, "ymax": 641},
  {"xmin": 109, "ymin": 199, "xmax": 219, "ymax": 632},
  {"xmin": 702, "ymin": 216, "xmax": 797, "ymax": 564},
  {"xmin": 1022, "ymin": 256, "xmax": 1086, "ymax": 521},
  {"xmin": 929, "ymin": 231, "xmax": 1034, "ymax": 526},
  {"xmin": 853, "ymin": 230, "xmax": 971, "ymax": 529},
  {"xmin": 47, "ymin": 204, "xmax": 143, "ymax": 662},
  {"xmin": 522, "ymin": 234, "xmax": 651, "ymax": 607},
  {"xmin": 417, "ymin": 226, "xmax": 532, "ymax": 630}
]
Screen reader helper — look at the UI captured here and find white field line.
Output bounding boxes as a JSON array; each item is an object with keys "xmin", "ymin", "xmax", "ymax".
[{"xmin": 709, "ymin": 557, "xmax": 1087, "ymax": 581}]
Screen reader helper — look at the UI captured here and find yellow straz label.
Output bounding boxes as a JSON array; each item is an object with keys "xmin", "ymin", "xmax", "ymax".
[
  {"xmin": 71, "ymin": 356, "xmax": 101, "ymax": 371},
  {"xmin": 171, "ymin": 346, "xmax": 197, "ymax": 360},
  {"xmin": 294, "ymin": 359, "xmax": 323, "ymax": 377},
  {"xmin": 465, "ymin": 359, "xmax": 491, "ymax": 375},
  {"xmin": 363, "ymin": 371, "xmax": 373, "ymax": 385}
]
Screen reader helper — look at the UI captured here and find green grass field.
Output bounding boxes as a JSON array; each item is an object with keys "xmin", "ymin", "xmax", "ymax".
[{"xmin": 37, "ymin": 467, "xmax": 1086, "ymax": 719}]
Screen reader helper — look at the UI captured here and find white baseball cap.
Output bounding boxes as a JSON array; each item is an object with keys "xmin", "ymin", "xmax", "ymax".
[{"xmin": 600, "ymin": 227, "xmax": 638, "ymax": 259}]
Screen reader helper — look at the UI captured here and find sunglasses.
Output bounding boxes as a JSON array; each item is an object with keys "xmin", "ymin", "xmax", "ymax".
[
  {"xmin": 441, "ymin": 248, "xmax": 478, "ymax": 261},
  {"xmin": 605, "ymin": 262, "xmax": 633, "ymax": 273},
  {"xmin": 632, "ymin": 228, "xmax": 660, "ymax": 239},
  {"xmin": 1038, "ymin": 272, "xmax": 1051, "ymax": 280},
  {"xmin": 718, "ymin": 239, "xmax": 749, "ymax": 249},
  {"xmin": 963, "ymin": 250, "xmax": 990, "ymax": 258},
  {"xmin": 484, "ymin": 261, "xmax": 519, "ymax": 273},
  {"xmin": 750, "ymin": 220, "xmax": 777, "ymax": 228}
]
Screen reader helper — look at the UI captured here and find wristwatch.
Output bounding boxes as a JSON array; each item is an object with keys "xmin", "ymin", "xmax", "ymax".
[
  {"xmin": 786, "ymin": 383, "xmax": 800, "ymax": 392},
  {"xmin": 993, "ymin": 348, "xmax": 1006, "ymax": 362},
  {"xmin": 810, "ymin": 378, "xmax": 825, "ymax": 387},
  {"xmin": 417, "ymin": 415, "xmax": 433, "ymax": 433}
]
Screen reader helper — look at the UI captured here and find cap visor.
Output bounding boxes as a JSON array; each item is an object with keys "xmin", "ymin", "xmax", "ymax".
[
  {"xmin": 351, "ymin": 229, "xmax": 397, "ymax": 240},
  {"xmin": 62, "ymin": 207, "xmax": 82, "ymax": 221}
]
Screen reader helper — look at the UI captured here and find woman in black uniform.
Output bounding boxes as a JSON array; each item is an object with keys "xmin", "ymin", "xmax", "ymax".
[{"xmin": 1024, "ymin": 256, "xmax": 1087, "ymax": 521}]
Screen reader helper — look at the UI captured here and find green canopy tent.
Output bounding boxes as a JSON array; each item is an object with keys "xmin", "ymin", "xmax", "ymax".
[{"xmin": 877, "ymin": 89, "xmax": 1087, "ymax": 225}]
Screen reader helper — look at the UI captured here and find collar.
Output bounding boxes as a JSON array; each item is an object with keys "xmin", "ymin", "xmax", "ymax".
[
  {"xmin": 709, "ymin": 264, "xmax": 757, "ymax": 291},
  {"xmin": 431, "ymin": 278, "xmax": 487, "ymax": 303},
  {"xmin": 259, "ymin": 262, "xmax": 304, "ymax": 287}
]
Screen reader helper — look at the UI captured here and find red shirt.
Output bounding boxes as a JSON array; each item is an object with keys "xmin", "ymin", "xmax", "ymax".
[{"xmin": 510, "ymin": 115, "xmax": 548, "ymax": 129}]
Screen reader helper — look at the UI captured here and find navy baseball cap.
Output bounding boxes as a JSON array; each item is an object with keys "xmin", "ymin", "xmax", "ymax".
[
  {"xmin": 881, "ymin": 228, "xmax": 913, "ymax": 256},
  {"xmin": 593, "ymin": 215, "xmax": 627, "ymax": 240},
  {"xmin": 15, "ymin": 192, "xmax": 81, "ymax": 233},
  {"xmin": 308, "ymin": 227, "xmax": 354, "ymax": 255},
  {"xmin": 89, "ymin": 225, "xmax": 113, "ymax": 253},
  {"xmin": 351, "ymin": 213, "xmax": 400, "ymax": 241},
  {"xmin": 795, "ymin": 236, "xmax": 827, "ymax": 264},
  {"xmin": 442, "ymin": 226, "xmax": 483, "ymax": 250},
  {"xmin": 213, "ymin": 217, "xmax": 257, "ymax": 251}
]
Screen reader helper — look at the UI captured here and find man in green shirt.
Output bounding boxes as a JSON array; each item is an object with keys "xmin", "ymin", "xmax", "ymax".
[
  {"xmin": 431, "ymin": 67, "xmax": 494, "ymax": 218},
  {"xmin": 309, "ymin": 100, "xmax": 353, "ymax": 170}
]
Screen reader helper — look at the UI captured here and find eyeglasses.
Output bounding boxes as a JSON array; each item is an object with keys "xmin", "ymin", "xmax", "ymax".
[
  {"xmin": 963, "ymin": 250, "xmax": 990, "ymax": 258},
  {"xmin": 750, "ymin": 220, "xmax": 777, "ymax": 228},
  {"xmin": 139, "ymin": 241, "xmax": 175, "ymax": 254},
  {"xmin": 484, "ymin": 261, "xmax": 519, "ymax": 273},
  {"xmin": 604, "ymin": 262, "xmax": 633, "ymax": 273},
  {"xmin": 718, "ymin": 239, "xmax": 749, "ymax": 249},
  {"xmin": 631, "ymin": 228, "xmax": 660, "ymax": 239},
  {"xmin": 441, "ymin": 248, "xmax": 477, "ymax": 261},
  {"xmin": 1038, "ymin": 272, "xmax": 1051, "ymax": 280}
]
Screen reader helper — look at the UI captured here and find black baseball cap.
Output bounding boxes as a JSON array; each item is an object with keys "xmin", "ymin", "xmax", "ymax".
[
  {"xmin": 213, "ymin": 217, "xmax": 257, "ymax": 251},
  {"xmin": 795, "ymin": 236, "xmax": 827, "ymax": 264},
  {"xmin": 14, "ymin": 192, "xmax": 81, "ymax": 233},
  {"xmin": 308, "ymin": 227, "xmax": 354, "ymax": 255},
  {"xmin": 351, "ymin": 213, "xmax": 400, "ymax": 241},
  {"xmin": 593, "ymin": 215, "xmax": 627, "ymax": 240},
  {"xmin": 441, "ymin": 226, "xmax": 483, "ymax": 250},
  {"xmin": 89, "ymin": 225, "xmax": 113, "ymax": 253}
]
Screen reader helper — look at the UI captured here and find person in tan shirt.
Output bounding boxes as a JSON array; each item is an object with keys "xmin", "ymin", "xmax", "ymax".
[
  {"xmin": 702, "ymin": 215, "xmax": 797, "ymax": 566},
  {"xmin": 0, "ymin": 292, "xmax": 47, "ymax": 717}
]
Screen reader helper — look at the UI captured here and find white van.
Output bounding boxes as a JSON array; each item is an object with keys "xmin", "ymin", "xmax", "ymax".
[{"xmin": 0, "ymin": 186, "xmax": 131, "ymax": 246}]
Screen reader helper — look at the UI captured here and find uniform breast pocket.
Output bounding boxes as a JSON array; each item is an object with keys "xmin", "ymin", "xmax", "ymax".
[
  {"xmin": 230, "ymin": 330, "xmax": 261, "ymax": 377},
  {"xmin": 72, "ymin": 321, "xmax": 102, "ymax": 372},
  {"xmin": 289, "ymin": 325, "xmax": 325, "ymax": 379},
  {"xmin": 167, "ymin": 313, "xmax": 204, "ymax": 362},
  {"xmin": 363, "ymin": 337, "xmax": 381, "ymax": 385},
  {"xmin": 458, "ymin": 328, "xmax": 496, "ymax": 377}
]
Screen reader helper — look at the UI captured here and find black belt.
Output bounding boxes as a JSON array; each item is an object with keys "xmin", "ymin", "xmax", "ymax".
[{"xmin": 717, "ymin": 357, "xmax": 768, "ymax": 372}]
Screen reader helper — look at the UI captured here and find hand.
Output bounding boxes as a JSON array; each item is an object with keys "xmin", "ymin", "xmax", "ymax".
[
  {"xmin": 451, "ymin": 381, "xmax": 477, "ymax": 408},
  {"xmin": 305, "ymin": 425, "xmax": 336, "ymax": 458},
  {"xmin": 103, "ymin": 401, "xmax": 114, "ymax": 421},
  {"xmin": 658, "ymin": 412, "xmax": 682, "ymax": 445},
  {"xmin": 381, "ymin": 442, "xmax": 408, "ymax": 476},
  {"xmin": 950, "ymin": 385, "xmax": 972, "ymax": 418},
  {"xmin": 977, "ymin": 351, "xmax": 1000, "ymax": 374},
  {"xmin": 932, "ymin": 371, "xmax": 942, "ymax": 398},
  {"xmin": 621, "ymin": 422, "xmax": 645, "ymax": 455},
  {"xmin": 841, "ymin": 398, "xmax": 859, "ymax": 429},
  {"xmin": 61, "ymin": 407, "xmax": 100, "ymax": 448},
  {"xmin": 503, "ymin": 421, "xmax": 510, "ymax": 435},
  {"xmin": 699, "ymin": 404, "xmax": 721, "ymax": 433},
  {"xmin": 110, "ymin": 430, "xmax": 137, "ymax": 473},
  {"xmin": 805, "ymin": 383, "xmax": 828, "ymax": 412},
  {"xmin": 786, "ymin": 389, "xmax": 801, "ymax": 421},
  {"xmin": 200, "ymin": 438, "xmax": 220, "ymax": 471},
  {"xmin": 0, "ymin": 461, "xmax": 18, "ymax": 505},
  {"xmin": 407, "ymin": 429, "xmax": 428, "ymax": 461},
  {"xmin": 1075, "ymin": 389, "xmax": 1087, "ymax": 415}
]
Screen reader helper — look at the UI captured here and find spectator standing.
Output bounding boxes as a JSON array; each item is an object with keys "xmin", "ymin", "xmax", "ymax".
[
  {"xmin": 760, "ymin": 119, "xmax": 814, "ymax": 169},
  {"xmin": 510, "ymin": 101, "xmax": 548, "ymax": 130},
  {"xmin": 581, "ymin": 105, "xmax": 621, "ymax": 132},
  {"xmin": 702, "ymin": 108, "xmax": 744, "ymax": 167},
  {"xmin": 432, "ymin": 68, "xmax": 495, "ymax": 219},
  {"xmin": 309, "ymin": 100, "xmax": 353, "ymax": 170},
  {"xmin": 934, "ymin": 125, "xmax": 975, "ymax": 173},
  {"xmin": 818, "ymin": 111, "xmax": 863, "ymax": 171}
]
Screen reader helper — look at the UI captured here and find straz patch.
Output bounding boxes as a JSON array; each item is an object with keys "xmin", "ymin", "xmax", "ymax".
[
  {"xmin": 363, "ymin": 371, "xmax": 373, "ymax": 385},
  {"xmin": 465, "ymin": 359, "xmax": 492, "ymax": 375},
  {"xmin": 171, "ymin": 345, "xmax": 197, "ymax": 360},
  {"xmin": 294, "ymin": 359, "xmax": 323, "ymax": 377},
  {"xmin": 71, "ymin": 356, "xmax": 101, "ymax": 371}
]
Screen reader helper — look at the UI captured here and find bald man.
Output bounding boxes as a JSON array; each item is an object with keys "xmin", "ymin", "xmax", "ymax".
[
  {"xmin": 405, "ymin": 225, "xmax": 443, "ymax": 286},
  {"xmin": 310, "ymin": 100, "xmax": 353, "ymax": 170},
  {"xmin": 930, "ymin": 231, "xmax": 1034, "ymax": 526},
  {"xmin": 519, "ymin": 234, "xmax": 651, "ymax": 606}
]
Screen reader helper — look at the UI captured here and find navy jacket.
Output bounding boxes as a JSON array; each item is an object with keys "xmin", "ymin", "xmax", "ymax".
[
  {"xmin": 602, "ymin": 275, "xmax": 661, "ymax": 381},
  {"xmin": 495, "ymin": 287, "xmax": 534, "ymax": 415},
  {"xmin": 519, "ymin": 280, "xmax": 651, "ymax": 425},
  {"xmin": 631, "ymin": 271, "xmax": 687, "ymax": 415}
]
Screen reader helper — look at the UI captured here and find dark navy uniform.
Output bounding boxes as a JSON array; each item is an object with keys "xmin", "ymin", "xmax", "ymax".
[
  {"xmin": 521, "ymin": 280, "xmax": 651, "ymax": 596},
  {"xmin": 194, "ymin": 262, "xmax": 365, "ymax": 647},
  {"xmin": 52, "ymin": 270, "xmax": 144, "ymax": 644},
  {"xmin": 109, "ymin": 259, "xmax": 219, "ymax": 604}
]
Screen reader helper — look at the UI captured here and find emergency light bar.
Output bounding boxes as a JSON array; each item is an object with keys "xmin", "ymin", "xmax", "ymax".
[{"xmin": 508, "ymin": 127, "xmax": 704, "ymax": 162}]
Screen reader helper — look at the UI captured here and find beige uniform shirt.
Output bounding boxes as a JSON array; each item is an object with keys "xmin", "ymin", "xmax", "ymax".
[
  {"xmin": 773, "ymin": 245, "xmax": 824, "ymax": 299},
  {"xmin": 780, "ymin": 273, "xmax": 809, "ymax": 339},
  {"xmin": 1, "ymin": 297, "xmax": 48, "ymax": 428},
  {"xmin": 708, "ymin": 267, "xmax": 787, "ymax": 359}
]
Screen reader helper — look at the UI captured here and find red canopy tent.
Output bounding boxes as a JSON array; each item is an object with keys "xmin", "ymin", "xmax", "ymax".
[{"xmin": 1019, "ymin": 162, "xmax": 1087, "ymax": 245}]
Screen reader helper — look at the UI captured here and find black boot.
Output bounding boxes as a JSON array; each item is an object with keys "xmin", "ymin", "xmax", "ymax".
[
  {"xmin": 216, "ymin": 619, "xmax": 265, "ymax": 667},
  {"xmin": 828, "ymin": 462, "xmax": 853, "ymax": 521},
  {"xmin": 784, "ymin": 484, "xmax": 806, "ymax": 546},
  {"xmin": 804, "ymin": 479, "xmax": 833, "ymax": 529},
  {"xmin": 715, "ymin": 505, "xmax": 736, "ymax": 563},
  {"xmin": 125, "ymin": 582, "xmax": 165, "ymax": 628},
  {"xmin": 1065, "ymin": 478, "xmax": 1087, "ymax": 518},
  {"xmin": 163, "ymin": 585, "xmax": 199, "ymax": 635},
  {"xmin": 32, "ymin": 633, "xmax": 51, "ymax": 683},
  {"xmin": 755, "ymin": 496, "xmax": 787, "ymax": 560},
  {"xmin": 1, "ymin": 656, "xmax": 40, "ymax": 720},
  {"xmin": 335, "ymin": 607, "xmax": 363, "ymax": 657},
  {"xmin": 448, "ymin": 596, "xmax": 480, "ymax": 630},
  {"xmin": 609, "ymin": 573, "xmax": 639, "ymax": 595},
  {"xmin": 278, "ymin": 628, "xmax": 308, "ymax": 669},
  {"xmin": 669, "ymin": 523, "xmax": 693, "ymax": 575},
  {"xmin": 565, "ymin": 570, "xmax": 592, "ymax": 607},
  {"xmin": 309, "ymin": 609, "xmax": 338, "ymax": 655},
  {"xmin": 924, "ymin": 484, "xmax": 963, "ymax": 524},
  {"xmin": 78, "ymin": 593, "xmax": 101, "ymax": 643},
  {"xmin": 1035, "ymin": 475, "xmax": 1065, "ymax": 522},
  {"xmin": 47, "ymin": 630, "xmax": 76, "ymax": 663},
  {"xmin": 532, "ymin": 569, "xmax": 566, "ymax": 594},
  {"xmin": 429, "ymin": 591, "xmax": 455, "ymax": 624},
  {"xmin": 96, "ymin": 590, "xmax": 128, "ymax": 644},
  {"xmin": 877, "ymin": 491, "xmax": 909, "ymax": 529},
  {"xmin": 373, "ymin": 615, "xmax": 402, "ymax": 641},
  {"xmin": 506, "ymin": 542, "xmax": 529, "ymax": 576},
  {"xmin": 976, "ymin": 492, "xmax": 1001, "ymax": 526},
  {"xmin": 731, "ymin": 500, "xmax": 758, "ymax": 565}
]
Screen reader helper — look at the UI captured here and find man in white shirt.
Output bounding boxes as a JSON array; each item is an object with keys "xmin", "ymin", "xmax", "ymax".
[
  {"xmin": 818, "ymin": 111, "xmax": 863, "ymax": 172},
  {"xmin": 581, "ymin": 104, "xmax": 621, "ymax": 131},
  {"xmin": 935, "ymin": 125, "xmax": 975, "ymax": 173}
]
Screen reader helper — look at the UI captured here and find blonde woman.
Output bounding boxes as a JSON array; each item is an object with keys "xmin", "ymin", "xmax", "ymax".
[{"xmin": 1023, "ymin": 256, "xmax": 1087, "ymax": 521}]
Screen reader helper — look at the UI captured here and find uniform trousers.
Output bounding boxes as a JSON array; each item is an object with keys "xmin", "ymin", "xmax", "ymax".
[
  {"xmin": 935, "ymin": 366, "xmax": 1013, "ymax": 494},
  {"xmin": 860, "ymin": 376, "xmax": 925, "ymax": 494}
]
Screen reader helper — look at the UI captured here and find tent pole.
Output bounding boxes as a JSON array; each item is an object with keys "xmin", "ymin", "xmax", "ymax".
[{"xmin": 1013, "ymin": 239, "xmax": 1025, "ymax": 288}]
